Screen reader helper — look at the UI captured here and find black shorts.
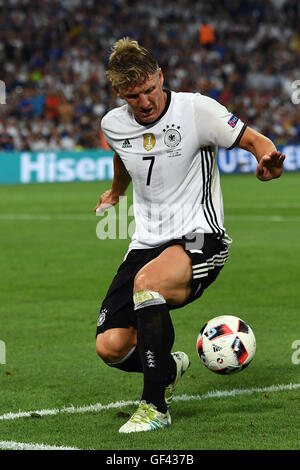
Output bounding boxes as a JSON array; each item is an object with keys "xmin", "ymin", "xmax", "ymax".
[{"xmin": 96, "ymin": 234, "xmax": 229, "ymax": 335}]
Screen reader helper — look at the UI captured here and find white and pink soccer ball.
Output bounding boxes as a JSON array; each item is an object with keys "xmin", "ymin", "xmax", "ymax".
[{"xmin": 196, "ymin": 315, "xmax": 256, "ymax": 374}]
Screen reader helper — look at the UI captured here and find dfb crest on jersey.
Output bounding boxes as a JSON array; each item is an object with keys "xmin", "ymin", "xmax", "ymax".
[
  {"xmin": 97, "ymin": 307, "xmax": 107, "ymax": 327},
  {"xmin": 163, "ymin": 125, "xmax": 181, "ymax": 148},
  {"xmin": 143, "ymin": 133, "xmax": 156, "ymax": 151}
]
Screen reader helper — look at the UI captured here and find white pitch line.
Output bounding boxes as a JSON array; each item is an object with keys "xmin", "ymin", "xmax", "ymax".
[
  {"xmin": 226, "ymin": 215, "xmax": 300, "ymax": 222},
  {"xmin": 226, "ymin": 202, "xmax": 300, "ymax": 209},
  {"xmin": 0, "ymin": 399, "xmax": 140, "ymax": 422},
  {"xmin": 174, "ymin": 382, "xmax": 300, "ymax": 401},
  {"xmin": 0, "ymin": 383, "xmax": 299, "ymax": 423},
  {"xmin": 0, "ymin": 440, "xmax": 80, "ymax": 450},
  {"xmin": 0, "ymin": 213, "xmax": 94, "ymax": 221},
  {"xmin": 0, "ymin": 213, "xmax": 300, "ymax": 223}
]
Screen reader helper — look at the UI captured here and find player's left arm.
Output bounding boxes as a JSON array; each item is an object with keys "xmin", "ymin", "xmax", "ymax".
[{"xmin": 237, "ymin": 126, "xmax": 285, "ymax": 181}]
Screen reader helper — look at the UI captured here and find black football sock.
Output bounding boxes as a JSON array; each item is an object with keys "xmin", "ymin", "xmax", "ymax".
[
  {"xmin": 134, "ymin": 294, "xmax": 176, "ymax": 413},
  {"xmin": 106, "ymin": 345, "xmax": 143, "ymax": 372}
]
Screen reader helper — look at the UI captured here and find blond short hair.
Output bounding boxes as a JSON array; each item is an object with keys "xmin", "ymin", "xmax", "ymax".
[{"xmin": 106, "ymin": 37, "xmax": 159, "ymax": 89}]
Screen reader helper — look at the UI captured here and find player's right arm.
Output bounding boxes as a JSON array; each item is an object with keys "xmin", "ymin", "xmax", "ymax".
[
  {"xmin": 237, "ymin": 127, "xmax": 285, "ymax": 181},
  {"xmin": 94, "ymin": 153, "xmax": 131, "ymax": 213}
]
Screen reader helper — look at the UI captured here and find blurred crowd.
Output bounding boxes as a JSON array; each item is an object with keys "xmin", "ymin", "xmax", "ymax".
[{"xmin": 0, "ymin": 0, "xmax": 299, "ymax": 152}]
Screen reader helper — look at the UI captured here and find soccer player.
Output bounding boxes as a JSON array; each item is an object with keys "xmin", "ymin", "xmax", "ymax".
[{"xmin": 94, "ymin": 38, "xmax": 285, "ymax": 433}]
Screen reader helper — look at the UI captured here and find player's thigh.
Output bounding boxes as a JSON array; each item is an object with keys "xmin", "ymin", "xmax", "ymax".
[{"xmin": 134, "ymin": 244, "xmax": 192, "ymax": 306}]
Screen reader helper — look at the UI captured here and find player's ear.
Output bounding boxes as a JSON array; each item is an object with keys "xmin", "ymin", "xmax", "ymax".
[
  {"xmin": 113, "ymin": 86, "xmax": 122, "ymax": 98},
  {"xmin": 158, "ymin": 68, "xmax": 164, "ymax": 87}
]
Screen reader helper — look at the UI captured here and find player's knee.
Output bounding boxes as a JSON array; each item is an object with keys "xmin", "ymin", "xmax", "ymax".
[
  {"xmin": 134, "ymin": 271, "xmax": 177, "ymax": 306},
  {"xmin": 96, "ymin": 339, "xmax": 107, "ymax": 362},
  {"xmin": 134, "ymin": 270, "xmax": 161, "ymax": 293},
  {"xmin": 96, "ymin": 329, "xmax": 136, "ymax": 364},
  {"xmin": 96, "ymin": 332, "xmax": 120, "ymax": 363}
]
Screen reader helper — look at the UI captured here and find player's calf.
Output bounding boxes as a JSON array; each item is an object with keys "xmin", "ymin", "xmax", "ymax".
[{"xmin": 133, "ymin": 289, "xmax": 176, "ymax": 413}]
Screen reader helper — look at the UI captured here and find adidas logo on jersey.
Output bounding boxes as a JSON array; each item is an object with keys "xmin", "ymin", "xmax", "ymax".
[{"xmin": 122, "ymin": 139, "xmax": 132, "ymax": 148}]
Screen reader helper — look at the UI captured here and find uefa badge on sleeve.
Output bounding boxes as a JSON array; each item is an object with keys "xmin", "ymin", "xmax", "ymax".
[{"xmin": 227, "ymin": 115, "xmax": 239, "ymax": 128}]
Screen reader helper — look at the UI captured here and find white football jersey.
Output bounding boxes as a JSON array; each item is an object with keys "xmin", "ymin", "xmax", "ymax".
[{"xmin": 101, "ymin": 91, "xmax": 246, "ymax": 251}]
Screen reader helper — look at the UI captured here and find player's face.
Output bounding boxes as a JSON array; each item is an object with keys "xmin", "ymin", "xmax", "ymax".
[{"xmin": 115, "ymin": 69, "xmax": 166, "ymax": 124}]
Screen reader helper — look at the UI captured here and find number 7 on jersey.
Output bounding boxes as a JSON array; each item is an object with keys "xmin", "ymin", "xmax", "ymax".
[{"xmin": 142, "ymin": 156, "xmax": 155, "ymax": 186}]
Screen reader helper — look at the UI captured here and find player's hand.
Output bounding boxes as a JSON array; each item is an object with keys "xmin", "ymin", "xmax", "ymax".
[
  {"xmin": 94, "ymin": 190, "xmax": 122, "ymax": 214},
  {"xmin": 255, "ymin": 150, "xmax": 285, "ymax": 181}
]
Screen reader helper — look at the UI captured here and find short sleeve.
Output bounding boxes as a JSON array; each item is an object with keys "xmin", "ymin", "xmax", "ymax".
[
  {"xmin": 100, "ymin": 114, "xmax": 117, "ymax": 152},
  {"xmin": 194, "ymin": 94, "xmax": 247, "ymax": 149}
]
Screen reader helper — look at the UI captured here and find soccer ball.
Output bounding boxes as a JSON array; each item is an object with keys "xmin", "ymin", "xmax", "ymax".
[{"xmin": 196, "ymin": 315, "xmax": 256, "ymax": 374}]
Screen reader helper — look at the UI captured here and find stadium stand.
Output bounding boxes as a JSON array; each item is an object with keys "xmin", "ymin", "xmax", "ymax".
[{"xmin": 0, "ymin": 0, "xmax": 299, "ymax": 151}]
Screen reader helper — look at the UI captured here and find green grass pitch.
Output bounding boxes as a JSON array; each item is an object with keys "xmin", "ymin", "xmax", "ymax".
[{"xmin": 0, "ymin": 172, "xmax": 299, "ymax": 450}]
